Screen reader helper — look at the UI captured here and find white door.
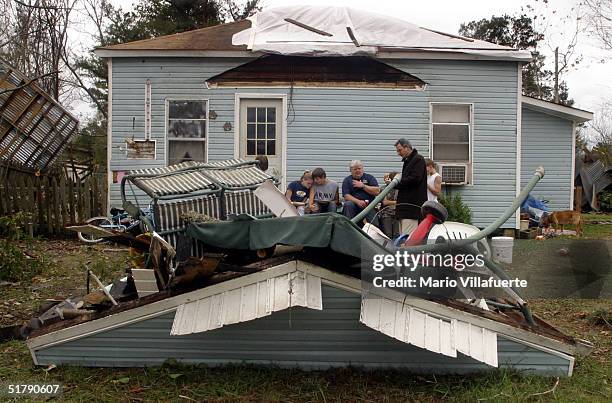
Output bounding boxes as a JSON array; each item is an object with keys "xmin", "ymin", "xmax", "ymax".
[{"xmin": 239, "ymin": 99, "xmax": 283, "ymax": 181}]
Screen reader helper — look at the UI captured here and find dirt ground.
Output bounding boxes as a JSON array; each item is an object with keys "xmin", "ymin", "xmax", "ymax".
[
  {"xmin": 0, "ymin": 239, "xmax": 129, "ymax": 328},
  {"xmin": 0, "ymin": 217, "xmax": 610, "ymax": 401}
]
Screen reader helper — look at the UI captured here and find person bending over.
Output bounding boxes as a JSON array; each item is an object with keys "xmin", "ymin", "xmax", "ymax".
[
  {"xmin": 285, "ymin": 171, "xmax": 313, "ymax": 215},
  {"xmin": 308, "ymin": 168, "xmax": 339, "ymax": 214}
]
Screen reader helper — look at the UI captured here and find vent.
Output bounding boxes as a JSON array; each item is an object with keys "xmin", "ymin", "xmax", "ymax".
[{"xmin": 439, "ymin": 164, "xmax": 468, "ymax": 185}]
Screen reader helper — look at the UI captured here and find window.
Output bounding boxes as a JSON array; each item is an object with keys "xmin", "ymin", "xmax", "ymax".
[
  {"xmin": 167, "ymin": 100, "xmax": 207, "ymax": 165},
  {"xmin": 246, "ymin": 106, "xmax": 276, "ymax": 156},
  {"xmin": 430, "ymin": 103, "xmax": 472, "ymax": 163}
]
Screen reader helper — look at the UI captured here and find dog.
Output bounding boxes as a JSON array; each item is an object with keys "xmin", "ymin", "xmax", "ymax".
[{"xmin": 542, "ymin": 210, "xmax": 583, "ymax": 237}]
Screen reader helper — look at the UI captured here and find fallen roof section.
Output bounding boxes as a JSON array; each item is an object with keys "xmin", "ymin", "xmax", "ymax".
[
  {"xmin": 27, "ymin": 259, "xmax": 581, "ymax": 372},
  {"xmin": 0, "ymin": 59, "xmax": 79, "ymax": 172}
]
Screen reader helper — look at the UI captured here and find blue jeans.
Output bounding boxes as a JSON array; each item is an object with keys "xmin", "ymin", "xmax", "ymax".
[
  {"xmin": 318, "ymin": 201, "xmax": 337, "ymax": 213},
  {"xmin": 343, "ymin": 200, "xmax": 376, "ymax": 224}
]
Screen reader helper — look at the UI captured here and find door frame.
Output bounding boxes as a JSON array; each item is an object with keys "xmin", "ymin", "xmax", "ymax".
[{"xmin": 234, "ymin": 93, "xmax": 288, "ymax": 189}]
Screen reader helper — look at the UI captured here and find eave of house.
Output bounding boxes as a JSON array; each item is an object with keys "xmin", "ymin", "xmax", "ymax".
[{"xmin": 522, "ymin": 96, "xmax": 593, "ymax": 123}]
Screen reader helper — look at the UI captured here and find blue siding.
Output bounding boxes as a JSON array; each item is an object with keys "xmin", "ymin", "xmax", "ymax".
[
  {"xmin": 521, "ymin": 107, "xmax": 573, "ymax": 210},
  {"xmin": 34, "ymin": 285, "xmax": 571, "ymax": 376},
  {"xmin": 109, "ymin": 57, "xmax": 519, "ymax": 227}
]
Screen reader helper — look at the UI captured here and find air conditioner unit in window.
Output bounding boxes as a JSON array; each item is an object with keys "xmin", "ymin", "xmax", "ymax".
[{"xmin": 439, "ymin": 163, "xmax": 468, "ymax": 185}]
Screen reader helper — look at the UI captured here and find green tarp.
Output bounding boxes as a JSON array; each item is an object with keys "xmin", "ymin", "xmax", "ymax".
[{"xmin": 185, "ymin": 213, "xmax": 389, "ymax": 259}]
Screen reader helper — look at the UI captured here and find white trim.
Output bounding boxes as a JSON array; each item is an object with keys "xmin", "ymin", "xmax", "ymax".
[
  {"xmin": 377, "ymin": 50, "xmax": 532, "ymax": 62},
  {"xmin": 521, "ymin": 96, "xmax": 593, "ymax": 123},
  {"xmin": 234, "ymin": 93, "xmax": 288, "ymax": 189},
  {"xmin": 164, "ymin": 98, "xmax": 210, "ymax": 166},
  {"xmin": 29, "ymin": 260, "xmax": 579, "ymax": 360},
  {"xmin": 94, "ymin": 49, "xmax": 259, "ymax": 58},
  {"xmin": 516, "ymin": 63, "xmax": 522, "ymax": 230},
  {"xmin": 570, "ymin": 121, "xmax": 576, "ymax": 210},
  {"xmin": 106, "ymin": 58, "xmax": 113, "ymax": 214},
  {"xmin": 94, "ymin": 48, "xmax": 530, "ymax": 62},
  {"xmin": 428, "ymin": 102, "xmax": 474, "ymax": 185}
]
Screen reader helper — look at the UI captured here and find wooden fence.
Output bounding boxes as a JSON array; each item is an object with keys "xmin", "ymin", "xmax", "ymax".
[{"xmin": 0, "ymin": 170, "xmax": 107, "ymax": 236}]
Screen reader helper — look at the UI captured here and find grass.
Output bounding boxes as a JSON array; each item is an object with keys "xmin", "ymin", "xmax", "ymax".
[{"xmin": 0, "ymin": 221, "xmax": 611, "ymax": 402}]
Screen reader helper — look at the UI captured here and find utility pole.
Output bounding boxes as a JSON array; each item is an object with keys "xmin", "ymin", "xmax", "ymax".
[{"xmin": 554, "ymin": 47, "xmax": 559, "ymax": 104}]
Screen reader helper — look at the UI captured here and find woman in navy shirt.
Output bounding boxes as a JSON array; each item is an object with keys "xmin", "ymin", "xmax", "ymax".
[{"xmin": 285, "ymin": 171, "xmax": 313, "ymax": 215}]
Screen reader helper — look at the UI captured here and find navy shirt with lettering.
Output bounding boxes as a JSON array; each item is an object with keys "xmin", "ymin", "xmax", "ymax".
[
  {"xmin": 342, "ymin": 173, "xmax": 379, "ymax": 202},
  {"xmin": 287, "ymin": 181, "xmax": 309, "ymax": 203}
]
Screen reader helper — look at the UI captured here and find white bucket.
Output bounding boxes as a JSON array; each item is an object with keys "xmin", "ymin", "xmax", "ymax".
[{"xmin": 491, "ymin": 236, "xmax": 514, "ymax": 264}]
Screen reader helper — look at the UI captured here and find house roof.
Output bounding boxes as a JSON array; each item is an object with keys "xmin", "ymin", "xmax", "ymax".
[
  {"xmin": 95, "ymin": 7, "xmax": 533, "ymax": 62},
  {"xmin": 521, "ymin": 96, "xmax": 593, "ymax": 123},
  {"xmin": 96, "ymin": 19, "xmax": 250, "ymax": 54}
]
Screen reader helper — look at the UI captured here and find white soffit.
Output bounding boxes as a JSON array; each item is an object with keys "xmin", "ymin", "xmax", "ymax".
[
  {"xmin": 170, "ymin": 271, "xmax": 322, "ymax": 336},
  {"xmin": 360, "ymin": 297, "xmax": 498, "ymax": 367},
  {"xmin": 233, "ymin": 6, "xmax": 532, "ymax": 61}
]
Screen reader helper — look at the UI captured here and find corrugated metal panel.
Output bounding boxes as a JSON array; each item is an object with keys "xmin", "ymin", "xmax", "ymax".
[
  {"xmin": 34, "ymin": 285, "xmax": 571, "ymax": 375},
  {"xmin": 171, "ymin": 271, "xmax": 322, "ymax": 335},
  {"xmin": 521, "ymin": 107, "xmax": 573, "ymax": 210},
  {"xmin": 360, "ymin": 297, "xmax": 498, "ymax": 367},
  {"xmin": 110, "ymin": 58, "xmax": 518, "ymax": 227}
]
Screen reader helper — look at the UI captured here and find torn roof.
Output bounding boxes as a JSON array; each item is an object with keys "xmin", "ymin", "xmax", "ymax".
[
  {"xmin": 232, "ymin": 6, "xmax": 533, "ymax": 60},
  {"xmin": 0, "ymin": 59, "xmax": 79, "ymax": 172},
  {"xmin": 95, "ymin": 6, "xmax": 533, "ymax": 62},
  {"xmin": 206, "ymin": 55, "xmax": 427, "ymax": 89}
]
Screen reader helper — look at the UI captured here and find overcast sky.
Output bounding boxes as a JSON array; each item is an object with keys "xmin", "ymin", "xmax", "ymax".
[{"xmin": 96, "ymin": 0, "xmax": 610, "ymax": 129}]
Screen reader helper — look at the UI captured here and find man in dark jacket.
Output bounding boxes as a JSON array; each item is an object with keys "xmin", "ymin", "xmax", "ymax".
[{"xmin": 394, "ymin": 138, "xmax": 427, "ymax": 235}]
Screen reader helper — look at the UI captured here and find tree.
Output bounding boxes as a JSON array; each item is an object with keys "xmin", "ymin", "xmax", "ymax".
[
  {"xmin": 583, "ymin": 0, "xmax": 612, "ymax": 51},
  {"xmin": 75, "ymin": 0, "xmax": 260, "ymax": 116},
  {"xmin": 459, "ymin": 14, "xmax": 573, "ymax": 105},
  {"xmin": 0, "ymin": 0, "xmax": 79, "ymax": 101}
]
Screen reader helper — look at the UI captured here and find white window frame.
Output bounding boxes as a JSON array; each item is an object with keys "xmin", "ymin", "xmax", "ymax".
[
  {"xmin": 429, "ymin": 102, "xmax": 474, "ymax": 185},
  {"xmin": 164, "ymin": 98, "xmax": 209, "ymax": 166}
]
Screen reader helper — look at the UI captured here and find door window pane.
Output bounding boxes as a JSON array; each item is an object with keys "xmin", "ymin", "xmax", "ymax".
[
  {"xmin": 247, "ymin": 123, "xmax": 256, "ymax": 139},
  {"xmin": 266, "ymin": 108, "xmax": 276, "ymax": 122},
  {"xmin": 257, "ymin": 124, "xmax": 266, "ymax": 139},
  {"xmin": 247, "ymin": 107, "xmax": 256, "ymax": 123},
  {"xmin": 257, "ymin": 108, "xmax": 266, "ymax": 122},
  {"xmin": 267, "ymin": 124, "xmax": 276, "ymax": 139},
  {"xmin": 247, "ymin": 140, "xmax": 255, "ymax": 155},
  {"xmin": 256, "ymin": 140, "xmax": 265, "ymax": 155},
  {"xmin": 267, "ymin": 140, "xmax": 276, "ymax": 155}
]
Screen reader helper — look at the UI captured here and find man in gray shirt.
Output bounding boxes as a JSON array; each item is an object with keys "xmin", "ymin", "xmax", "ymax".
[{"xmin": 308, "ymin": 167, "xmax": 339, "ymax": 213}]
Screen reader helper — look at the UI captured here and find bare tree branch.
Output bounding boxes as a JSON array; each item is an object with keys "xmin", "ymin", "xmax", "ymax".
[{"xmin": 0, "ymin": 69, "xmax": 59, "ymax": 95}]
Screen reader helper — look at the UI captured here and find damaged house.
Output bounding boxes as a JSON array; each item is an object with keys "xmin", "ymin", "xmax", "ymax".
[
  {"xmin": 24, "ymin": 7, "xmax": 595, "ymax": 376},
  {"xmin": 96, "ymin": 6, "xmax": 592, "ymax": 228}
]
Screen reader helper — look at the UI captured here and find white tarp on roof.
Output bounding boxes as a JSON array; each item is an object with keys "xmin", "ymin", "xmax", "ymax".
[{"xmin": 233, "ymin": 6, "xmax": 533, "ymax": 61}]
